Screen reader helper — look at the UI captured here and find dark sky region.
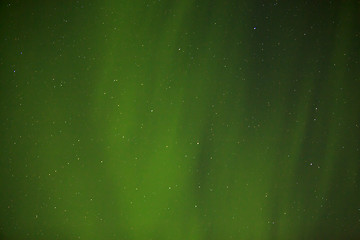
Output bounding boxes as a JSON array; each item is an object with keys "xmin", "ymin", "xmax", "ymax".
[{"xmin": 1, "ymin": 1, "xmax": 360, "ymax": 239}]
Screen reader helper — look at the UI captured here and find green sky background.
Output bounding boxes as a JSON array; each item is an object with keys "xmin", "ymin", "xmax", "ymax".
[{"xmin": 1, "ymin": 1, "xmax": 360, "ymax": 239}]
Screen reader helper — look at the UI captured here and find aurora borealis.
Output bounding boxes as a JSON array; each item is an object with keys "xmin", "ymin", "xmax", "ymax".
[{"xmin": 1, "ymin": 0, "xmax": 360, "ymax": 239}]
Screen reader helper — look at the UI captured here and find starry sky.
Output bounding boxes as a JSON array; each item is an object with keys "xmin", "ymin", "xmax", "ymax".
[{"xmin": 1, "ymin": 1, "xmax": 360, "ymax": 239}]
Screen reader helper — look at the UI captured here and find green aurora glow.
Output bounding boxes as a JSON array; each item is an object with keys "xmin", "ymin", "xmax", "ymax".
[{"xmin": 1, "ymin": 1, "xmax": 360, "ymax": 239}]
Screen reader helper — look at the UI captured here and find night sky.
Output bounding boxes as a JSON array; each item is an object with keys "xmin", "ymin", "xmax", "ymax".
[{"xmin": 1, "ymin": 1, "xmax": 360, "ymax": 239}]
